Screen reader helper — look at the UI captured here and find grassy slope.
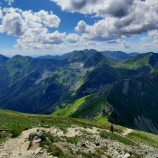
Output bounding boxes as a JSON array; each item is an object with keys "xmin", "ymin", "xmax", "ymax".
[
  {"xmin": 0, "ymin": 109, "xmax": 114, "ymax": 137},
  {"xmin": 1, "ymin": 110, "xmax": 158, "ymax": 149},
  {"xmin": 52, "ymin": 93, "xmax": 110, "ymax": 119},
  {"xmin": 116, "ymin": 53, "xmax": 151, "ymax": 70},
  {"xmin": 53, "ymin": 95, "xmax": 91, "ymax": 117},
  {"xmin": 0, "ymin": 109, "xmax": 112, "ymax": 142},
  {"xmin": 49, "ymin": 67, "xmax": 84, "ymax": 86},
  {"xmin": 117, "ymin": 53, "xmax": 151, "ymax": 69},
  {"xmin": 127, "ymin": 130, "xmax": 158, "ymax": 148},
  {"xmin": 71, "ymin": 95, "xmax": 108, "ymax": 118}
]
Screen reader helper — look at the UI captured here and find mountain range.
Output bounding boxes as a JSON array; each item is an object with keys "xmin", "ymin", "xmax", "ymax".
[
  {"xmin": 37, "ymin": 49, "xmax": 139, "ymax": 61},
  {"xmin": 0, "ymin": 50, "xmax": 158, "ymax": 134}
]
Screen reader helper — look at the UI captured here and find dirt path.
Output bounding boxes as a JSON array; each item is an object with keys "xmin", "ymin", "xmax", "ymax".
[
  {"xmin": 0, "ymin": 126, "xmax": 100, "ymax": 158},
  {"xmin": 0, "ymin": 128, "xmax": 48, "ymax": 158}
]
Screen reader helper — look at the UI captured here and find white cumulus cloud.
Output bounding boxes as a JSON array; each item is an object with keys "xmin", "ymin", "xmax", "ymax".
[
  {"xmin": 0, "ymin": 7, "xmax": 67, "ymax": 49},
  {"xmin": 16, "ymin": 28, "xmax": 66, "ymax": 49},
  {"xmin": 52, "ymin": 0, "xmax": 134, "ymax": 17},
  {"xmin": 66, "ymin": 33, "xmax": 80, "ymax": 43},
  {"xmin": 52, "ymin": 0, "xmax": 158, "ymax": 44},
  {"xmin": 0, "ymin": 8, "xmax": 60, "ymax": 36}
]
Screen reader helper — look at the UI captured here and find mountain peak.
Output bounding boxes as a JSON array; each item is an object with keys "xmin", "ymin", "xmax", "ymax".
[
  {"xmin": 84, "ymin": 52, "xmax": 105, "ymax": 68},
  {"xmin": 68, "ymin": 51, "xmax": 88, "ymax": 63},
  {"xmin": 0, "ymin": 54, "xmax": 9, "ymax": 65},
  {"xmin": 12, "ymin": 55, "xmax": 23, "ymax": 58}
]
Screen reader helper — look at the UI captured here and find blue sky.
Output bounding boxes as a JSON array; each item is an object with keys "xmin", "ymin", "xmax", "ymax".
[
  {"xmin": 9, "ymin": 0, "xmax": 97, "ymax": 31},
  {"xmin": 0, "ymin": 0, "xmax": 158, "ymax": 56}
]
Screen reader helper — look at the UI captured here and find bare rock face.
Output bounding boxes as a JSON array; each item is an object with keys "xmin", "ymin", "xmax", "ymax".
[{"xmin": 134, "ymin": 116, "xmax": 158, "ymax": 134}]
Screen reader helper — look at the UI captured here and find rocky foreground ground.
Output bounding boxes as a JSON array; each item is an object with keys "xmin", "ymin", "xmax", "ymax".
[{"xmin": 0, "ymin": 125, "xmax": 158, "ymax": 158}]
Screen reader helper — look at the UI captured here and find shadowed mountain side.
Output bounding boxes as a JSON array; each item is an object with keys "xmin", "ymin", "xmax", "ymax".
[
  {"xmin": 106, "ymin": 73, "xmax": 158, "ymax": 134},
  {"xmin": 0, "ymin": 54, "xmax": 9, "ymax": 65}
]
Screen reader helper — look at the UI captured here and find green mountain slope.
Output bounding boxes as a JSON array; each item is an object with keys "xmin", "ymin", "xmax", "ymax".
[
  {"xmin": 57, "ymin": 72, "xmax": 158, "ymax": 134},
  {"xmin": 116, "ymin": 52, "xmax": 158, "ymax": 70},
  {"xmin": 0, "ymin": 54, "xmax": 91, "ymax": 113},
  {"xmin": 0, "ymin": 56, "xmax": 72, "ymax": 113},
  {"xmin": 52, "ymin": 87, "xmax": 112, "ymax": 119},
  {"xmin": 1, "ymin": 51, "xmax": 158, "ymax": 135},
  {"xmin": 53, "ymin": 95, "xmax": 91, "ymax": 117},
  {"xmin": 101, "ymin": 51, "xmax": 136, "ymax": 61},
  {"xmin": 52, "ymin": 52, "xmax": 158, "ymax": 134}
]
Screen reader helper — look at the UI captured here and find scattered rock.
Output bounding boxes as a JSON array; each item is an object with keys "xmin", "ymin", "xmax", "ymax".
[
  {"xmin": 0, "ymin": 126, "xmax": 157, "ymax": 158},
  {"xmin": 123, "ymin": 153, "xmax": 130, "ymax": 158},
  {"xmin": 33, "ymin": 137, "xmax": 41, "ymax": 143},
  {"xmin": 34, "ymin": 147, "xmax": 43, "ymax": 155}
]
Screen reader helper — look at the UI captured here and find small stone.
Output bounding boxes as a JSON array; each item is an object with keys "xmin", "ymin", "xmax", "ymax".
[
  {"xmin": 123, "ymin": 153, "xmax": 130, "ymax": 158},
  {"xmin": 34, "ymin": 147, "xmax": 43, "ymax": 155},
  {"xmin": 33, "ymin": 138, "xmax": 41, "ymax": 143}
]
